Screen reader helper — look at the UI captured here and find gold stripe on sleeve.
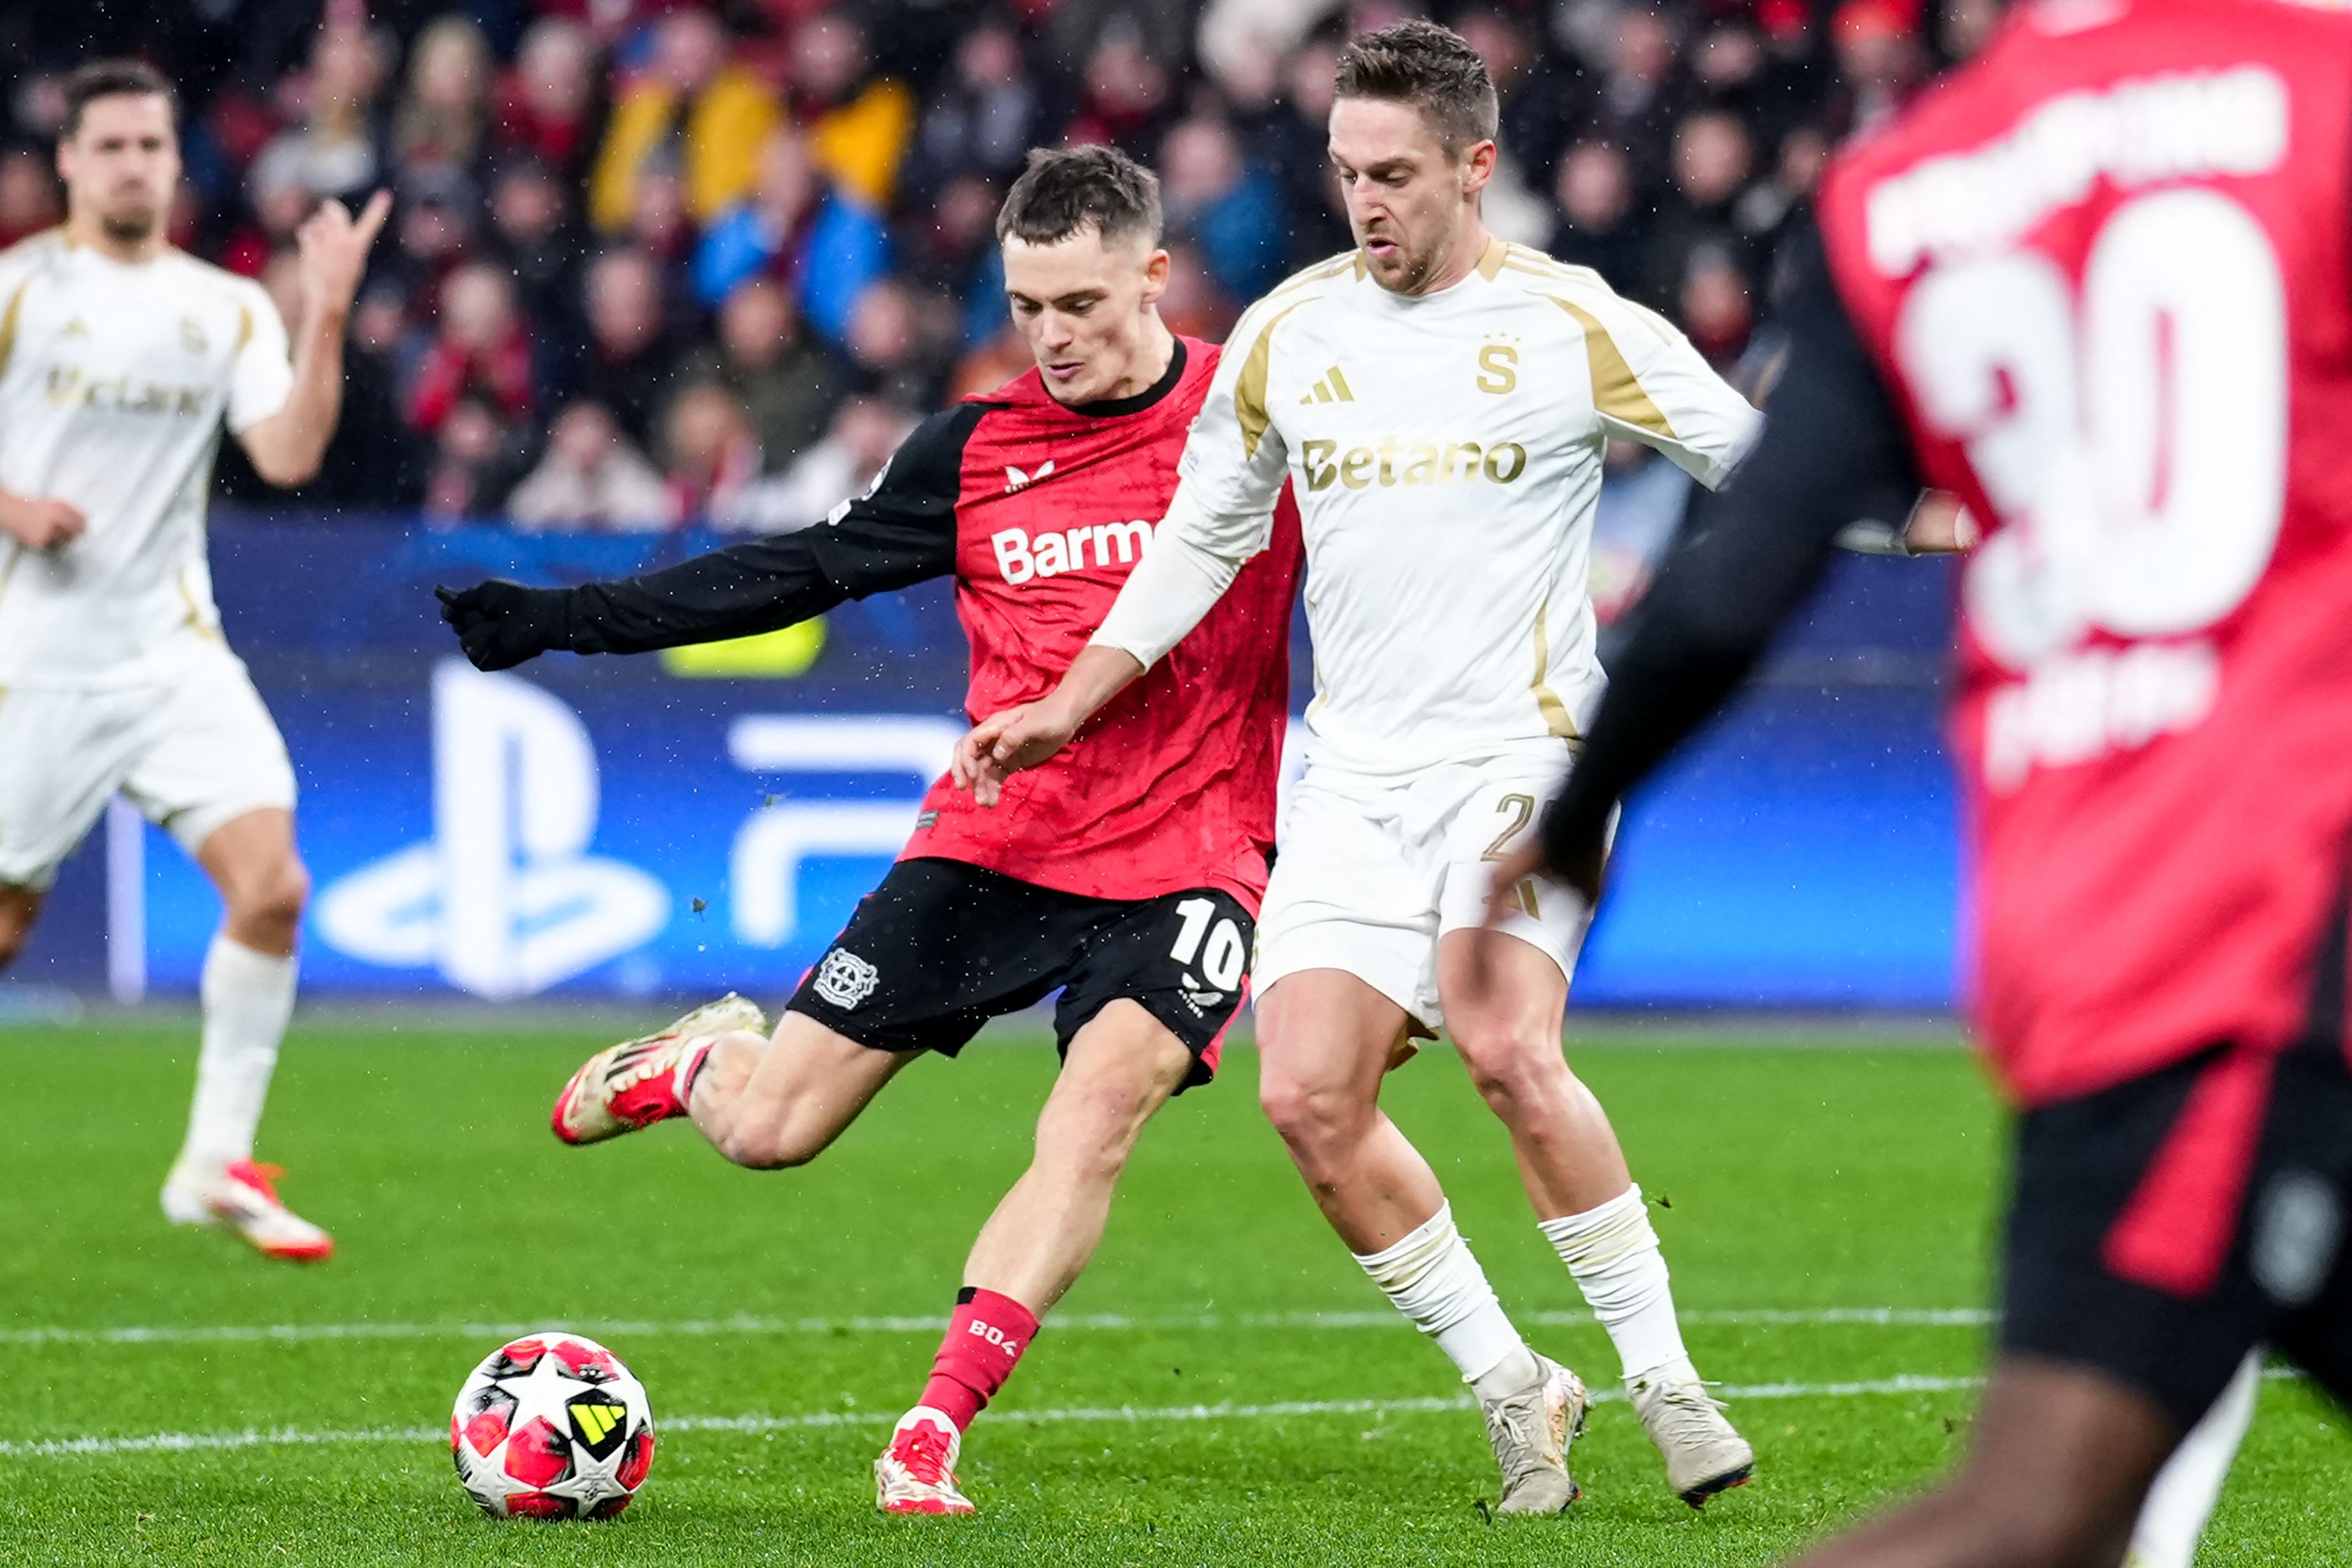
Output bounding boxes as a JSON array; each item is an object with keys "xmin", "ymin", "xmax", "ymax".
[
  {"xmin": 235, "ymin": 304, "xmax": 254, "ymax": 354},
  {"xmin": 1234, "ymin": 301, "xmax": 1307, "ymax": 460},
  {"xmin": 1531, "ymin": 603, "xmax": 1577, "ymax": 738},
  {"xmin": 1549, "ymin": 296, "xmax": 1676, "ymax": 440},
  {"xmin": 0, "ymin": 277, "xmax": 30, "ymax": 379}
]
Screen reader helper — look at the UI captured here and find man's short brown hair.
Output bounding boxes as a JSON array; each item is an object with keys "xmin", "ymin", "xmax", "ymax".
[
  {"xmin": 1334, "ymin": 20, "xmax": 1500, "ymax": 155},
  {"xmin": 61, "ymin": 59, "xmax": 179, "ymax": 139},
  {"xmin": 995, "ymin": 145, "xmax": 1163, "ymax": 248}
]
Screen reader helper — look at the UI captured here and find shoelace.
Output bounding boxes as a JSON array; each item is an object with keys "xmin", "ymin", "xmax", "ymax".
[
  {"xmin": 1482, "ymin": 1389, "xmax": 1555, "ymax": 1490},
  {"xmin": 891, "ymin": 1423, "xmax": 956, "ymax": 1487}
]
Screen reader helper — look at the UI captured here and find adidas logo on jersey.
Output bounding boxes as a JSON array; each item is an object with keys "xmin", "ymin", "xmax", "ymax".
[
  {"xmin": 991, "ymin": 519, "xmax": 1154, "ymax": 584},
  {"xmin": 1299, "ymin": 366, "xmax": 1356, "ymax": 405},
  {"xmin": 1004, "ymin": 459, "xmax": 1055, "ymax": 492},
  {"xmin": 1299, "ymin": 436, "xmax": 1529, "ymax": 492}
]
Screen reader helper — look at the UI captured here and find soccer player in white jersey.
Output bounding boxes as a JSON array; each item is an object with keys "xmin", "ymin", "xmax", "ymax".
[
  {"xmin": 0, "ymin": 61, "xmax": 386, "ymax": 1260},
  {"xmin": 961, "ymin": 21, "xmax": 1756, "ymax": 1511}
]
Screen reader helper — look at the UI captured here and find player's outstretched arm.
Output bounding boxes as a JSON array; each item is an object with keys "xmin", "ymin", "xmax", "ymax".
[
  {"xmin": 435, "ymin": 405, "xmax": 975, "ymax": 671},
  {"xmin": 239, "ymin": 191, "xmax": 393, "ymax": 488}
]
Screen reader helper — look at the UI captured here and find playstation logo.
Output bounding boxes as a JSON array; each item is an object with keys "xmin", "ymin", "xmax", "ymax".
[{"xmin": 314, "ymin": 661, "xmax": 669, "ymax": 999}]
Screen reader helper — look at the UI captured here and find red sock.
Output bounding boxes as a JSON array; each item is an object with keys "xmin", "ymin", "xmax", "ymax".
[{"xmin": 917, "ymin": 1287, "xmax": 1039, "ymax": 1432}]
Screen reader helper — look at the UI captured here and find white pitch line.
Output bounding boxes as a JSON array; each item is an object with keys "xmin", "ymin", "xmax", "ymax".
[
  {"xmin": 0, "ymin": 1374, "xmax": 1989, "ymax": 1461},
  {"xmin": 0, "ymin": 1306, "xmax": 1993, "ymax": 1349}
]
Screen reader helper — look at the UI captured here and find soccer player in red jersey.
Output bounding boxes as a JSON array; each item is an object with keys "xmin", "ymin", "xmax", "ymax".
[
  {"xmin": 436, "ymin": 147, "xmax": 1303, "ymax": 1515},
  {"xmin": 1494, "ymin": 1, "xmax": 2352, "ymax": 1562}
]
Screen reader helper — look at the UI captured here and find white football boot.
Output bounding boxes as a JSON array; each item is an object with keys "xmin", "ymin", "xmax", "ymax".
[
  {"xmin": 160, "ymin": 1158, "xmax": 334, "ymax": 1262},
  {"xmin": 876, "ymin": 1407, "xmax": 976, "ymax": 1515},
  {"xmin": 552, "ymin": 993, "xmax": 767, "ymax": 1145},
  {"xmin": 1481, "ymin": 1353, "xmax": 1588, "ymax": 1514},
  {"xmin": 1629, "ymin": 1368, "xmax": 1754, "ymax": 1506}
]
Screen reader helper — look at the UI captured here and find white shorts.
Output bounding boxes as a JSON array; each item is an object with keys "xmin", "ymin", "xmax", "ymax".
[
  {"xmin": 0, "ymin": 649, "xmax": 296, "ymax": 890},
  {"xmin": 1256, "ymin": 757, "xmax": 1597, "ymax": 1036}
]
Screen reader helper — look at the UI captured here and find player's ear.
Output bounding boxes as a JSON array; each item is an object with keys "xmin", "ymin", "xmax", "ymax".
[
  {"xmin": 1140, "ymin": 246, "xmax": 1171, "ymax": 306},
  {"xmin": 1461, "ymin": 139, "xmax": 1497, "ymax": 199}
]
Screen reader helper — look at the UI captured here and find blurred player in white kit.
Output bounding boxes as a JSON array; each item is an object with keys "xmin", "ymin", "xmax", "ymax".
[{"xmin": 0, "ymin": 61, "xmax": 386, "ymax": 1260}]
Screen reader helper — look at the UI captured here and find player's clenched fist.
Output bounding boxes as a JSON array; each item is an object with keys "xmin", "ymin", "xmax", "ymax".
[
  {"xmin": 0, "ymin": 496, "xmax": 88, "ymax": 551},
  {"xmin": 953, "ymin": 698, "xmax": 1080, "ymax": 808},
  {"xmin": 435, "ymin": 580, "xmax": 568, "ymax": 671}
]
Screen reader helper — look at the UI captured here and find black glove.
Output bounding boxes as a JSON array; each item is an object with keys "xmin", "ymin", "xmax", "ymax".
[{"xmin": 435, "ymin": 580, "xmax": 570, "ymax": 671}]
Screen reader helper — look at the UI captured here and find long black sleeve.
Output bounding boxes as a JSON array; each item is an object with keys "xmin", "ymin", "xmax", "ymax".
[
  {"xmin": 1540, "ymin": 219, "xmax": 1928, "ymax": 871},
  {"xmin": 558, "ymin": 403, "xmax": 985, "ymax": 655}
]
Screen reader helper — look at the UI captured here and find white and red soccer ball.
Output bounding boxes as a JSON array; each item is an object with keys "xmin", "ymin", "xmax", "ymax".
[{"xmin": 450, "ymin": 1332, "xmax": 656, "ymax": 1520}]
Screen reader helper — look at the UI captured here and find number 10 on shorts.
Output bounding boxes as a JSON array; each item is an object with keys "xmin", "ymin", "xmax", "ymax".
[{"xmin": 1170, "ymin": 898, "xmax": 1247, "ymax": 991}]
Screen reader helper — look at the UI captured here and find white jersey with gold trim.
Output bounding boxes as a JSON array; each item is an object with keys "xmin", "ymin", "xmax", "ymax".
[
  {"xmin": 0, "ymin": 232, "xmax": 294, "ymax": 691},
  {"xmin": 1095, "ymin": 239, "xmax": 1757, "ymax": 778}
]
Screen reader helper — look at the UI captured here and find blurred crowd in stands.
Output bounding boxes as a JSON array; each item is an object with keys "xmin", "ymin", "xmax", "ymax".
[{"xmin": 0, "ymin": 0, "xmax": 2001, "ymax": 531}]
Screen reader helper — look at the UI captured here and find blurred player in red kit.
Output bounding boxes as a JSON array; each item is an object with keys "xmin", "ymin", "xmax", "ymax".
[
  {"xmin": 437, "ymin": 146, "xmax": 1302, "ymax": 1515},
  {"xmin": 1493, "ymin": 1, "xmax": 2352, "ymax": 1562}
]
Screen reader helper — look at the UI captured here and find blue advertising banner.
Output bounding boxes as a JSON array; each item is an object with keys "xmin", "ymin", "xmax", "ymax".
[{"xmin": 53, "ymin": 518, "xmax": 1964, "ymax": 1010}]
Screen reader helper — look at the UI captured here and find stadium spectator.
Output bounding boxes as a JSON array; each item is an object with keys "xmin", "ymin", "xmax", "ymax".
[
  {"xmin": 660, "ymin": 380, "xmax": 760, "ymax": 525},
  {"xmin": 495, "ymin": 16, "xmax": 604, "ymax": 180},
  {"xmin": 421, "ymin": 395, "xmax": 525, "ymax": 524},
  {"xmin": 840, "ymin": 277, "xmax": 939, "ymax": 410},
  {"xmin": 589, "ymin": 6, "xmax": 778, "ymax": 234},
  {"xmin": 1160, "ymin": 114, "xmax": 1286, "ymax": 301},
  {"xmin": 1066, "ymin": 27, "xmax": 1175, "ymax": 154},
  {"xmin": 1830, "ymin": 0, "xmax": 1927, "ymax": 135},
  {"xmin": 486, "ymin": 155, "xmax": 583, "ymax": 331},
  {"xmin": 571, "ymin": 247, "xmax": 682, "ymax": 442},
  {"xmin": 677, "ymin": 277, "xmax": 842, "ymax": 475},
  {"xmin": 507, "ymin": 401, "xmax": 671, "ymax": 532},
  {"xmin": 250, "ymin": 22, "xmax": 386, "ymax": 208},
  {"xmin": 1641, "ymin": 108, "xmax": 1762, "ymax": 306},
  {"xmin": 1676, "ymin": 240, "xmax": 1753, "ymax": 368},
  {"xmin": 0, "ymin": 148, "xmax": 60, "ymax": 248},
  {"xmin": 1549, "ymin": 140, "xmax": 1645, "ymax": 287},
  {"xmin": 392, "ymin": 16, "xmax": 493, "ymax": 180},
  {"xmin": 719, "ymin": 394, "xmax": 913, "ymax": 534},
  {"xmin": 909, "ymin": 21, "xmax": 1041, "ymax": 193},
  {"xmin": 407, "ymin": 262, "xmax": 536, "ymax": 436},
  {"xmin": 788, "ymin": 10, "xmax": 914, "ymax": 212},
  {"xmin": 692, "ymin": 125, "xmax": 887, "ymax": 344}
]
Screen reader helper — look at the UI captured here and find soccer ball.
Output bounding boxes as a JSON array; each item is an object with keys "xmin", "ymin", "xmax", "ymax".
[{"xmin": 450, "ymin": 1332, "xmax": 656, "ymax": 1520}]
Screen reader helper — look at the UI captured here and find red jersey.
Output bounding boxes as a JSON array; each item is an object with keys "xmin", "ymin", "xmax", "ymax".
[
  {"xmin": 1817, "ymin": 0, "xmax": 2352, "ymax": 1103},
  {"xmin": 898, "ymin": 338, "xmax": 1305, "ymax": 909}
]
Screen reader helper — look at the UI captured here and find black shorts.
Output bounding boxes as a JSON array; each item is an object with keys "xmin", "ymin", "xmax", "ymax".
[
  {"xmin": 785, "ymin": 857, "xmax": 1253, "ymax": 1092},
  {"xmin": 2000, "ymin": 909, "xmax": 2352, "ymax": 1426}
]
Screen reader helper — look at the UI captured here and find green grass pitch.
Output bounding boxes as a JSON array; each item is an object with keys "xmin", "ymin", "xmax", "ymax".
[{"xmin": 1, "ymin": 1017, "xmax": 2343, "ymax": 1565}]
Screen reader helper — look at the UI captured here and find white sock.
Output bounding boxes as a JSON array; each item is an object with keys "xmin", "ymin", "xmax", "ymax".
[
  {"xmin": 177, "ymin": 935, "xmax": 298, "ymax": 1173},
  {"xmin": 1354, "ymin": 1203, "xmax": 1534, "ymax": 1388},
  {"xmin": 2127, "ymin": 1351, "xmax": 2260, "ymax": 1568},
  {"xmin": 1539, "ymin": 1185, "xmax": 1694, "ymax": 1385}
]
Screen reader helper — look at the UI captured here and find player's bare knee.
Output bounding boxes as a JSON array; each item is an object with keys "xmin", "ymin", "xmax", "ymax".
[
  {"xmin": 226, "ymin": 856, "xmax": 309, "ymax": 937},
  {"xmin": 0, "ymin": 924, "xmax": 26, "ymax": 971},
  {"xmin": 1259, "ymin": 1073, "xmax": 1368, "ymax": 1166},
  {"xmin": 1452, "ymin": 1028, "xmax": 1567, "ymax": 1113}
]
